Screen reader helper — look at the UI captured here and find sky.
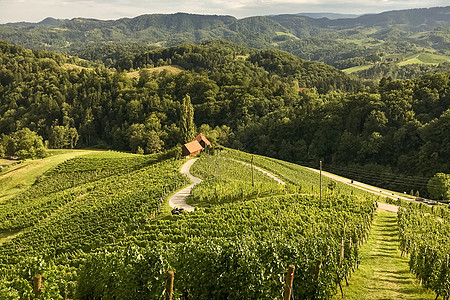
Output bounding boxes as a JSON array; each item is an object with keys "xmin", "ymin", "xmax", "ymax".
[{"xmin": 0, "ymin": 0, "xmax": 448, "ymax": 24}]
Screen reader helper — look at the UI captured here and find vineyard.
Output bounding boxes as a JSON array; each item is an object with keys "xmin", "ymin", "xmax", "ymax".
[
  {"xmin": 0, "ymin": 151, "xmax": 159, "ymax": 231},
  {"xmin": 397, "ymin": 201, "xmax": 450, "ymax": 299},
  {"xmin": 0, "ymin": 150, "xmax": 189, "ymax": 298},
  {"xmin": 188, "ymin": 153, "xmax": 292, "ymax": 205},
  {"xmin": 79, "ymin": 194, "xmax": 376, "ymax": 299},
  {"xmin": 0, "ymin": 148, "xmax": 446, "ymax": 299}
]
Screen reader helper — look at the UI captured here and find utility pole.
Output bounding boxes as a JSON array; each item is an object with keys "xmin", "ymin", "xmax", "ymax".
[
  {"xmin": 251, "ymin": 155, "xmax": 254, "ymax": 187},
  {"xmin": 218, "ymin": 149, "xmax": 221, "ymax": 179},
  {"xmin": 127, "ymin": 161, "xmax": 130, "ymax": 182},
  {"xmin": 319, "ymin": 160, "xmax": 322, "ymax": 202}
]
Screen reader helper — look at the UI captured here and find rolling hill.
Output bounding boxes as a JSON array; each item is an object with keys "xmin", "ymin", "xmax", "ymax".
[
  {"xmin": 0, "ymin": 7, "xmax": 448, "ymax": 71},
  {"xmin": 0, "ymin": 147, "xmax": 446, "ymax": 299}
]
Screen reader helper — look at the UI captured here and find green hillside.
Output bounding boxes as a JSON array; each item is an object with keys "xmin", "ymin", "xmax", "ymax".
[
  {"xmin": 0, "ymin": 7, "xmax": 448, "ymax": 76},
  {"xmin": 0, "ymin": 150, "xmax": 96, "ymax": 203},
  {"xmin": 1, "ymin": 39, "xmax": 450, "ymax": 195},
  {"xmin": 0, "ymin": 148, "xmax": 445, "ymax": 299},
  {"xmin": 397, "ymin": 52, "xmax": 450, "ymax": 65}
]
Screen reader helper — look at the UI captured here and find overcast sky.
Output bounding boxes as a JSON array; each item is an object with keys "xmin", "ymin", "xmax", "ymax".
[{"xmin": 0, "ymin": 0, "xmax": 448, "ymax": 24}]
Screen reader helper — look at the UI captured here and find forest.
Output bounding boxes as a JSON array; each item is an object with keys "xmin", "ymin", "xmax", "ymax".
[
  {"xmin": 0, "ymin": 7, "xmax": 449, "ymax": 80},
  {"xmin": 0, "ymin": 38, "xmax": 449, "ymax": 196}
]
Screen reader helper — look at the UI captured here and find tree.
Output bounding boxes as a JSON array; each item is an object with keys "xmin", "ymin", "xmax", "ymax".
[
  {"xmin": 1, "ymin": 128, "xmax": 46, "ymax": 159},
  {"xmin": 49, "ymin": 126, "xmax": 79, "ymax": 149},
  {"xmin": 0, "ymin": 142, "xmax": 5, "ymax": 157},
  {"xmin": 427, "ymin": 173, "xmax": 450, "ymax": 200},
  {"xmin": 180, "ymin": 94, "xmax": 196, "ymax": 143},
  {"xmin": 68, "ymin": 127, "xmax": 80, "ymax": 149},
  {"xmin": 145, "ymin": 131, "xmax": 164, "ymax": 154}
]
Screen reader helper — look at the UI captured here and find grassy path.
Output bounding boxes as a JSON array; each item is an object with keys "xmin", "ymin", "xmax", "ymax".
[{"xmin": 334, "ymin": 210, "xmax": 435, "ymax": 299}]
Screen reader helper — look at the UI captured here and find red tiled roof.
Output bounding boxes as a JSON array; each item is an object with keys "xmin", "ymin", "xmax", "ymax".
[
  {"xmin": 298, "ymin": 88, "xmax": 309, "ymax": 92},
  {"xmin": 183, "ymin": 140, "xmax": 203, "ymax": 153},
  {"xmin": 195, "ymin": 133, "xmax": 211, "ymax": 146}
]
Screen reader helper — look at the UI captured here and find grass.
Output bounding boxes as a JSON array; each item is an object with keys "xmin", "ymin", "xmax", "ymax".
[
  {"xmin": 0, "ymin": 158, "xmax": 17, "ymax": 165},
  {"xmin": 275, "ymin": 31, "xmax": 299, "ymax": 39},
  {"xmin": 333, "ymin": 210, "xmax": 435, "ymax": 300},
  {"xmin": 398, "ymin": 52, "xmax": 450, "ymax": 66},
  {"xmin": 0, "ymin": 149, "xmax": 96, "ymax": 203},
  {"xmin": 61, "ymin": 63, "xmax": 92, "ymax": 70},
  {"xmin": 343, "ymin": 65, "xmax": 373, "ymax": 73},
  {"xmin": 126, "ymin": 65, "xmax": 184, "ymax": 78}
]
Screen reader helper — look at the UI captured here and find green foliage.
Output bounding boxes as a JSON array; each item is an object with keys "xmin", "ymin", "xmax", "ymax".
[
  {"xmin": 0, "ymin": 7, "xmax": 448, "ymax": 77},
  {"xmin": 189, "ymin": 152, "xmax": 291, "ymax": 205},
  {"xmin": 123, "ymin": 194, "xmax": 376, "ymax": 299},
  {"xmin": 427, "ymin": 173, "xmax": 450, "ymax": 200},
  {"xmin": 49, "ymin": 126, "xmax": 79, "ymax": 149},
  {"xmin": 0, "ymin": 147, "xmax": 379, "ymax": 299},
  {"xmin": 179, "ymin": 94, "xmax": 196, "ymax": 143},
  {"xmin": 77, "ymin": 245, "xmax": 171, "ymax": 300},
  {"xmin": 1, "ymin": 37, "xmax": 450, "ymax": 198},
  {"xmin": 0, "ymin": 151, "xmax": 183, "ymax": 232},
  {"xmin": 0, "ymin": 128, "xmax": 46, "ymax": 159},
  {"xmin": 397, "ymin": 202, "xmax": 450, "ymax": 298}
]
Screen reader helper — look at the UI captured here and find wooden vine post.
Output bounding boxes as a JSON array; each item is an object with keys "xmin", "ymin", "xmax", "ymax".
[
  {"xmin": 339, "ymin": 236, "xmax": 344, "ymax": 267},
  {"xmin": 338, "ymin": 236, "xmax": 345, "ymax": 298},
  {"xmin": 33, "ymin": 274, "xmax": 42, "ymax": 297},
  {"xmin": 251, "ymin": 155, "xmax": 255, "ymax": 187},
  {"xmin": 165, "ymin": 270, "xmax": 174, "ymax": 300},
  {"xmin": 284, "ymin": 265, "xmax": 295, "ymax": 300},
  {"xmin": 165, "ymin": 271, "xmax": 174, "ymax": 300}
]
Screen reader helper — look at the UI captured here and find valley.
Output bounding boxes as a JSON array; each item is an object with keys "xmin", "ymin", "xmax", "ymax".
[{"xmin": 0, "ymin": 5, "xmax": 449, "ymax": 299}]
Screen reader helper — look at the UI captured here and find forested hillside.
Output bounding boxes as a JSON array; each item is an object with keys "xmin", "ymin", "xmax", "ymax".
[
  {"xmin": 1, "ymin": 39, "xmax": 449, "ymax": 195},
  {"xmin": 0, "ymin": 7, "xmax": 449, "ymax": 79},
  {"xmin": 0, "ymin": 39, "xmax": 360, "ymax": 149}
]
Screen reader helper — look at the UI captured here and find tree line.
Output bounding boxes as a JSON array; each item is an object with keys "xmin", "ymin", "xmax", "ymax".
[{"xmin": 1, "ymin": 39, "xmax": 449, "ymax": 195}]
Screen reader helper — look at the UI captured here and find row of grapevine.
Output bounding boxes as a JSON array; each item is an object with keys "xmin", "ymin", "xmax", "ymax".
[
  {"xmin": 0, "ymin": 151, "xmax": 166, "ymax": 231},
  {"xmin": 397, "ymin": 201, "xmax": 450, "ymax": 299},
  {"xmin": 224, "ymin": 148, "xmax": 374, "ymax": 197},
  {"xmin": 0, "ymin": 156, "xmax": 189, "ymax": 299},
  {"xmin": 189, "ymin": 154, "xmax": 294, "ymax": 205},
  {"xmin": 76, "ymin": 194, "xmax": 377, "ymax": 299}
]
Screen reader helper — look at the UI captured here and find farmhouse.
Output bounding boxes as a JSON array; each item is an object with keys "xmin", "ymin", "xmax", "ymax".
[
  {"xmin": 182, "ymin": 140, "xmax": 203, "ymax": 158},
  {"xmin": 182, "ymin": 133, "xmax": 212, "ymax": 158},
  {"xmin": 194, "ymin": 133, "xmax": 211, "ymax": 149}
]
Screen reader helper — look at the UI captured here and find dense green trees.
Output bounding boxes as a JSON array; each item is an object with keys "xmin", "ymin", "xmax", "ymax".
[
  {"xmin": 1, "ymin": 39, "xmax": 450, "ymax": 195},
  {"xmin": 428, "ymin": 173, "xmax": 450, "ymax": 200},
  {"xmin": 0, "ymin": 128, "xmax": 46, "ymax": 159}
]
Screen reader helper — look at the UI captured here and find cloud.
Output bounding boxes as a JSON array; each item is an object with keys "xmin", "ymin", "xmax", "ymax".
[{"xmin": 0, "ymin": 0, "xmax": 448, "ymax": 23}]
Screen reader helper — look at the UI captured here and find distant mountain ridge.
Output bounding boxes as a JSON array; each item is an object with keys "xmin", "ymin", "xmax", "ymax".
[
  {"xmin": 0, "ymin": 7, "xmax": 448, "ymax": 71},
  {"xmin": 295, "ymin": 13, "xmax": 359, "ymax": 19}
]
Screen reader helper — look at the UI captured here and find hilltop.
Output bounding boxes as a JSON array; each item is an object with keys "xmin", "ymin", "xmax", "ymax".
[{"xmin": 0, "ymin": 7, "xmax": 448, "ymax": 76}]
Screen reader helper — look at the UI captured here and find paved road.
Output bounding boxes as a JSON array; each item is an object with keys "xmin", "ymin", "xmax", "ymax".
[
  {"xmin": 168, "ymin": 159, "xmax": 201, "ymax": 212},
  {"xmin": 305, "ymin": 167, "xmax": 407, "ymax": 213}
]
